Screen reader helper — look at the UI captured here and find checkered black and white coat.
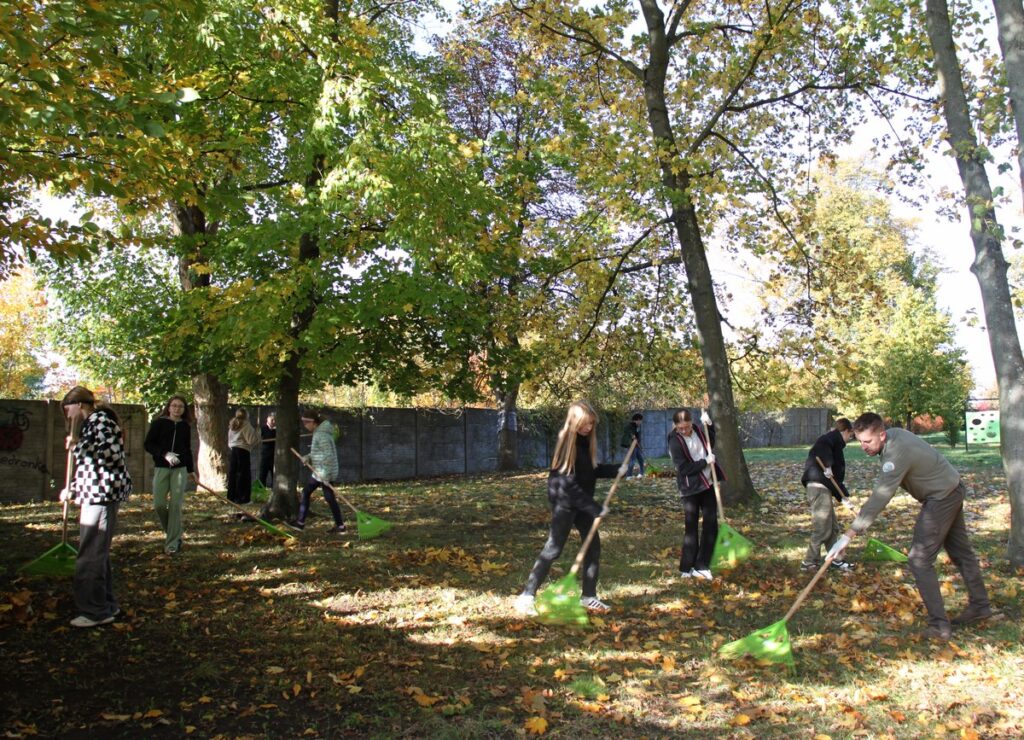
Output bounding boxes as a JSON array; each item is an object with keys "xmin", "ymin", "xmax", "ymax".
[{"xmin": 71, "ymin": 408, "xmax": 132, "ymax": 504}]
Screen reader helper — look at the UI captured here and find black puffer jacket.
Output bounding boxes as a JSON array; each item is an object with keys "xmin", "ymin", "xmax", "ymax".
[{"xmin": 547, "ymin": 435, "xmax": 619, "ymax": 516}]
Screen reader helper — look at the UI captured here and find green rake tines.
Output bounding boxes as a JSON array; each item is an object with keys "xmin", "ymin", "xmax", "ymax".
[
  {"xmin": 709, "ymin": 522, "xmax": 754, "ymax": 571},
  {"xmin": 19, "ymin": 540, "xmax": 77, "ymax": 578},
  {"xmin": 719, "ymin": 618, "xmax": 795, "ymax": 667},
  {"xmin": 534, "ymin": 572, "xmax": 590, "ymax": 626},
  {"xmin": 355, "ymin": 510, "xmax": 392, "ymax": 540},
  {"xmin": 861, "ymin": 537, "xmax": 908, "ymax": 562}
]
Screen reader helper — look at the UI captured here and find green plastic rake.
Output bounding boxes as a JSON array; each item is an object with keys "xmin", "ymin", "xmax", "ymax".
[
  {"xmin": 292, "ymin": 448, "xmax": 391, "ymax": 540},
  {"xmin": 719, "ymin": 553, "xmax": 836, "ymax": 668},
  {"xmin": 708, "ymin": 432, "xmax": 753, "ymax": 573},
  {"xmin": 196, "ymin": 481, "xmax": 296, "ymax": 539},
  {"xmin": 861, "ymin": 538, "xmax": 909, "ymax": 562},
  {"xmin": 535, "ymin": 440, "xmax": 636, "ymax": 627},
  {"xmin": 20, "ymin": 446, "xmax": 78, "ymax": 578}
]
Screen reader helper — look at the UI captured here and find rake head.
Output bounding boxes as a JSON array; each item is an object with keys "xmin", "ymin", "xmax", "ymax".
[
  {"xmin": 719, "ymin": 618, "xmax": 794, "ymax": 667},
  {"xmin": 861, "ymin": 537, "xmax": 908, "ymax": 563},
  {"xmin": 19, "ymin": 542, "xmax": 78, "ymax": 578},
  {"xmin": 710, "ymin": 522, "xmax": 754, "ymax": 572},
  {"xmin": 534, "ymin": 572, "xmax": 589, "ymax": 626},
  {"xmin": 355, "ymin": 511, "xmax": 392, "ymax": 540}
]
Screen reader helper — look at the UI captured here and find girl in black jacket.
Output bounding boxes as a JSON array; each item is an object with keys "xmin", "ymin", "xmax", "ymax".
[
  {"xmin": 144, "ymin": 395, "xmax": 196, "ymax": 554},
  {"xmin": 667, "ymin": 409, "xmax": 723, "ymax": 580},
  {"xmin": 514, "ymin": 401, "xmax": 622, "ymax": 615}
]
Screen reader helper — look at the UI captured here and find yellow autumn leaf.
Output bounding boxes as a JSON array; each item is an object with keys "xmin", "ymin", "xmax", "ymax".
[
  {"xmin": 662, "ymin": 656, "xmax": 676, "ymax": 671},
  {"xmin": 413, "ymin": 692, "xmax": 442, "ymax": 707},
  {"xmin": 731, "ymin": 713, "xmax": 751, "ymax": 726},
  {"xmin": 525, "ymin": 716, "xmax": 548, "ymax": 735},
  {"xmin": 266, "ymin": 666, "xmax": 285, "ymax": 674},
  {"xmin": 292, "ymin": 683, "xmax": 302, "ymax": 696},
  {"xmin": 143, "ymin": 709, "xmax": 163, "ymax": 718}
]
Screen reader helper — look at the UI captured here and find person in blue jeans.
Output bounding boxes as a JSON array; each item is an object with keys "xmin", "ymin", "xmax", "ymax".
[{"xmin": 622, "ymin": 413, "xmax": 645, "ymax": 478}]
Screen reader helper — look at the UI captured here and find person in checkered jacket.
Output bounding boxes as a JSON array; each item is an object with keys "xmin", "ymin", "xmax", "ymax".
[{"xmin": 60, "ymin": 386, "xmax": 133, "ymax": 628}]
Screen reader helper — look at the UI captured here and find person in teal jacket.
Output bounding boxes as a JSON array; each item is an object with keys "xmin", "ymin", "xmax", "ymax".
[{"xmin": 288, "ymin": 409, "xmax": 345, "ymax": 534}]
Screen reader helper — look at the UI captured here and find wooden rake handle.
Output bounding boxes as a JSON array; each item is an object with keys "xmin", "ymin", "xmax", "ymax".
[
  {"xmin": 60, "ymin": 416, "xmax": 82, "ymax": 546},
  {"xmin": 703, "ymin": 411, "xmax": 725, "ymax": 522},
  {"xmin": 567, "ymin": 438, "xmax": 637, "ymax": 578},
  {"xmin": 195, "ymin": 480, "xmax": 261, "ymax": 518},
  {"xmin": 814, "ymin": 456, "xmax": 847, "ymax": 501},
  {"xmin": 783, "ymin": 550, "xmax": 839, "ymax": 623},
  {"xmin": 290, "ymin": 448, "xmax": 358, "ymax": 515}
]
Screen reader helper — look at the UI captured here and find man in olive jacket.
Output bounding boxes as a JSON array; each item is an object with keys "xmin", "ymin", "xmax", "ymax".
[{"xmin": 831, "ymin": 413, "xmax": 991, "ymax": 642}]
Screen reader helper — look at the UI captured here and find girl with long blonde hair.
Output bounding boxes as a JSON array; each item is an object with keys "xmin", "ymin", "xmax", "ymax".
[{"xmin": 514, "ymin": 401, "xmax": 623, "ymax": 615}]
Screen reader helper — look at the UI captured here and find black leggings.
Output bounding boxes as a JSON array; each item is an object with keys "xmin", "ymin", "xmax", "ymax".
[
  {"xmin": 523, "ymin": 505, "xmax": 600, "ymax": 598},
  {"xmin": 297, "ymin": 479, "xmax": 344, "ymax": 527},
  {"xmin": 679, "ymin": 487, "xmax": 718, "ymax": 572},
  {"xmin": 227, "ymin": 447, "xmax": 252, "ymax": 504}
]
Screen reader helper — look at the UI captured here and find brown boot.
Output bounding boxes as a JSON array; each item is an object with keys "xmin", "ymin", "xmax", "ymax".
[
  {"xmin": 950, "ymin": 605, "xmax": 995, "ymax": 626},
  {"xmin": 922, "ymin": 624, "xmax": 952, "ymax": 642}
]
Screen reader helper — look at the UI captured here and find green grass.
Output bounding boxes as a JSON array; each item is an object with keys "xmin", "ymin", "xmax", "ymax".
[{"xmin": 0, "ymin": 441, "xmax": 1020, "ymax": 738}]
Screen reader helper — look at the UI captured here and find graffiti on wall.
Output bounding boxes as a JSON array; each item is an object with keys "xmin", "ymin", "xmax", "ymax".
[{"xmin": 0, "ymin": 405, "xmax": 31, "ymax": 451}]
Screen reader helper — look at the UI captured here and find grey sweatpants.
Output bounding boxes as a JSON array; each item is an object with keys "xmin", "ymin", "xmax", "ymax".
[
  {"xmin": 74, "ymin": 501, "xmax": 120, "ymax": 620},
  {"xmin": 803, "ymin": 483, "xmax": 839, "ymax": 566},
  {"xmin": 909, "ymin": 481, "xmax": 989, "ymax": 630}
]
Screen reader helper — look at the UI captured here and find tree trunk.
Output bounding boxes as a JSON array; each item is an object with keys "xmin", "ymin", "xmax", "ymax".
[
  {"xmin": 262, "ymin": 352, "xmax": 301, "ymax": 521},
  {"xmin": 263, "ymin": 161, "xmax": 324, "ymax": 520},
  {"xmin": 495, "ymin": 384, "xmax": 519, "ymax": 471},
  {"xmin": 636, "ymin": 0, "xmax": 756, "ymax": 504},
  {"xmin": 191, "ymin": 372, "xmax": 229, "ymax": 488},
  {"xmin": 925, "ymin": 0, "xmax": 1024, "ymax": 568},
  {"xmin": 992, "ymin": 0, "xmax": 1024, "ymax": 209},
  {"xmin": 174, "ymin": 203, "xmax": 230, "ymax": 489}
]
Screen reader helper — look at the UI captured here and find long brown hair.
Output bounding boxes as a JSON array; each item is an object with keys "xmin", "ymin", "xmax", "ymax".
[
  {"xmin": 62, "ymin": 385, "xmax": 120, "ymax": 426},
  {"xmin": 551, "ymin": 401, "xmax": 598, "ymax": 475}
]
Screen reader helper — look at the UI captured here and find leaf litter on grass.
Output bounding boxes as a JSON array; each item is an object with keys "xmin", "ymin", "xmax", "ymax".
[{"xmin": 0, "ymin": 460, "xmax": 1020, "ymax": 737}]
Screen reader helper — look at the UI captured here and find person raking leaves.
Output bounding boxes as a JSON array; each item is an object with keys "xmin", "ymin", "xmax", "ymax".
[
  {"xmin": 800, "ymin": 417, "xmax": 856, "ymax": 573},
  {"xmin": 828, "ymin": 412, "xmax": 994, "ymax": 642},
  {"xmin": 514, "ymin": 401, "xmax": 625, "ymax": 616}
]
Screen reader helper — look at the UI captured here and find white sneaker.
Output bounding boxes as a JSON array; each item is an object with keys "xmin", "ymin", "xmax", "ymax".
[
  {"xmin": 678, "ymin": 569, "xmax": 695, "ymax": 578},
  {"xmin": 70, "ymin": 614, "xmax": 115, "ymax": 628},
  {"xmin": 692, "ymin": 569, "xmax": 714, "ymax": 580},
  {"xmin": 579, "ymin": 596, "xmax": 610, "ymax": 612},
  {"xmin": 513, "ymin": 593, "xmax": 537, "ymax": 616}
]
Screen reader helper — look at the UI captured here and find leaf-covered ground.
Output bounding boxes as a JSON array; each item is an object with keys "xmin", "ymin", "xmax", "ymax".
[{"xmin": 1, "ymin": 448, "xmax": 1021, "ymax": 738}]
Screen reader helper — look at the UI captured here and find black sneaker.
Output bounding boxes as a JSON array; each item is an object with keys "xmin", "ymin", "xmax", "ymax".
[
  {"xmin": 830, "ymin": 559, "xmax": 855, "ymax": 573},
  {"xmin": 330, "ymin": 524, "xmax": 347, "ymax": 535},
  {"xmin": 800, "ymin": 562, "xmax": 819, "ymax": 572},
  {"xmin": 284, "ymin": 520, "xmax": 305, "ymax": 532}
]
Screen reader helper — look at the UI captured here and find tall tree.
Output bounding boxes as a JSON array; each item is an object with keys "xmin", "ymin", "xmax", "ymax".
[
  {"xmin": 509, "ymin": 0, "xmax": 878, "ymax": 502},
  {"xmin": 992, "ymin": 0, "xmax": 1024, "ymax": 208},
  {"xmin": 923, "ymin": 0, "xmax": 1024, "ymax": 566}
]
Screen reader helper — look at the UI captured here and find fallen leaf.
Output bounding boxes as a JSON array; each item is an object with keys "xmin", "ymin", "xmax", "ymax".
[{"xmin": 525, "ymin": 716, "xmax": 548, "ymax": 735}]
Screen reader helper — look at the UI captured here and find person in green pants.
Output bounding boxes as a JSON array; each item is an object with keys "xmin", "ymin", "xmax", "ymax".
[{"xmin": 144, "ymin": 395, "xmax": 196, "ymax": 554}]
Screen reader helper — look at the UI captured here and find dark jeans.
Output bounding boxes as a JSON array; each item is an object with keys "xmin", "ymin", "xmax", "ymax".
[
  {"xmin": 908, "ymin": 481, "xmax": 990, "ymax": 630},
  {"xmin": 627, "ymin": 446, "xmax": 645, "ymax": 477},
  {"xmin": 298, "ymin": 479, "xmax": 344, "ymax": 527},
  {"xmin": 227, "ymin": 447, "xmax": 252, "ymax": 504},
  {"xmin": 523, "ymin": 505, "xmax": 601, "ymax": 598},
  {"xmin": 679, "ymin": 487, "xmax": 718, "ymax": 572},
  {"xmin": 258, "ymin": 447, "xmax": 275, "ymax": 487}
]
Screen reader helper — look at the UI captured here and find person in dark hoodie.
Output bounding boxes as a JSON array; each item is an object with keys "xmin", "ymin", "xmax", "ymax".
[
  {"xmin": 144, "ymin": 395, "xmax": 196, "ymax": 554},
  {"xmin": 667, "ymin": 409, "xmax": 723, "ymax": 580},
  {"xmin": 514, "ymin": 401, "xmax": 624, "ymax": 616},
  {"xmin": 800, "ymin": 418, "xmax": 856, "ymax": 572}
]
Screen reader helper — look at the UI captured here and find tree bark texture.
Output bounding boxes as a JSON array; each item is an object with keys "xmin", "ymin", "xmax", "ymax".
[
  {"xmin": 992, "ymin": 0, "xmax": 1024, "ymax": 209},
  {"xmin": 174, "ymin": 203, "xmax": 230, "ymax": 489},
  {"xmin": 926, "ymin": 0, "xmax": 1024, "ymax": 567},
  {"xmin": 636, "ymin": 0, "xmax": 756, "ymax": 504},
  {"xmin": 496, "ymin": 385, "xmax": 520, "ymax": 471}
]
